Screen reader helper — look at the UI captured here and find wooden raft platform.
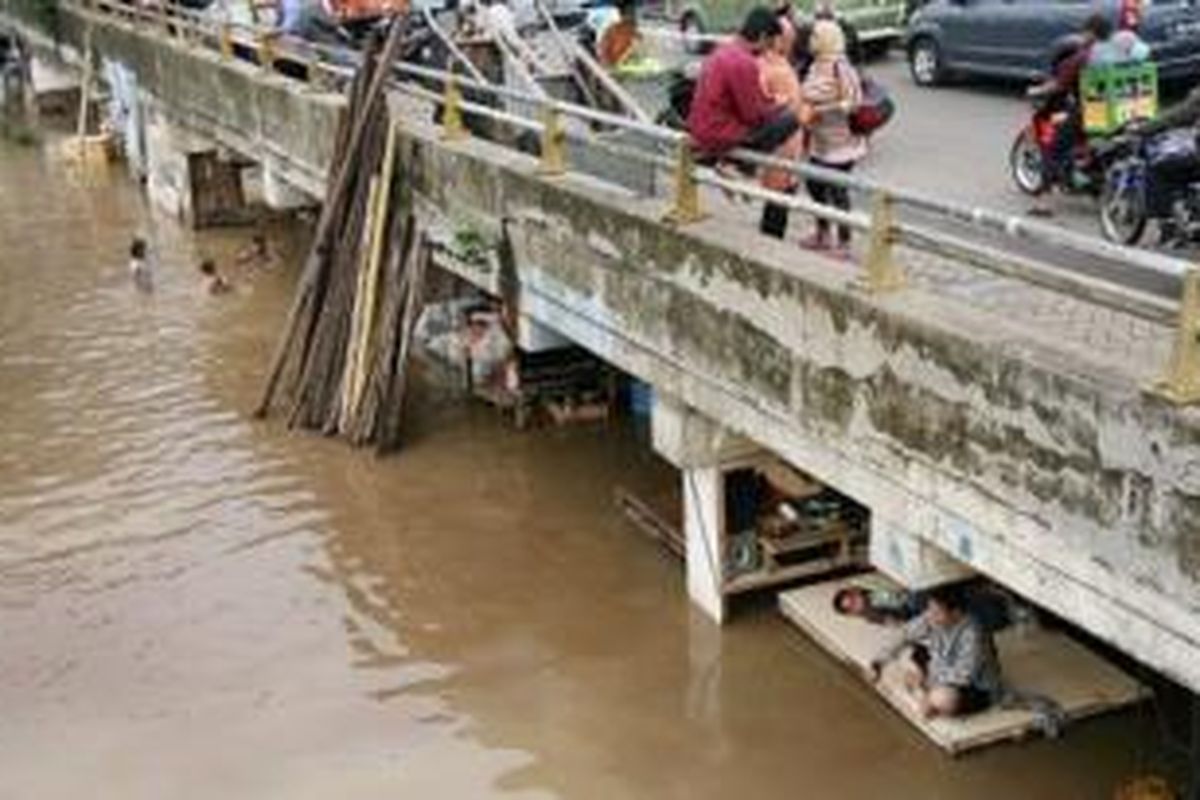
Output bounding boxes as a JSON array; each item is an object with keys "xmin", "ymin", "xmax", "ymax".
[{"xmin": 778, "ymin": 575, "xmax": 1148, "ymax": 755}]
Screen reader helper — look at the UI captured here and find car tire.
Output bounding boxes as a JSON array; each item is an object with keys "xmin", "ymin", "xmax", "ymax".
[
  {"xmin": 908, "ymin": 36, "xmax": 944, "ymax": 87},
  {"xmin": 680, "ymin": 11, "xmax": 708, "ymax": 55}
]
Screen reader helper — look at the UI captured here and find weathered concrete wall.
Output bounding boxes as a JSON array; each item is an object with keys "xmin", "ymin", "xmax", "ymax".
[
  {"xmin": 405, "ymin": 124, "xmax": 1200, "ymax": 691},
  {"xmin": 17, "ymin": 4, "xmax": 1200, "ymax": 693},
  {"xmin": 47, "ymin": 6, "xmax": 341, "ymax": 197}
]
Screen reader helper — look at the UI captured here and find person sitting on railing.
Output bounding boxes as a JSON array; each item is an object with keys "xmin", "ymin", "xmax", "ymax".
[
  {"xmin": 799, "ymin": 18, "xmax": 865, "ymax": 258},
  {"xmin": 686, "ymin": 6, "xmax": 800, "ymax": 170},
  {"xmin": 597, "ymin": 0, "xmax": 639, "ymax": 69},
  {"xmin": 757, "ymin": 11, "xmax": 811, "ymax": 239}
]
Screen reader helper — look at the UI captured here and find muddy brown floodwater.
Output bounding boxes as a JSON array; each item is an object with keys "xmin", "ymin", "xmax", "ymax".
[{"xmin": 0, "ymin": 137, "xmax": 1164, "ymax": 799}]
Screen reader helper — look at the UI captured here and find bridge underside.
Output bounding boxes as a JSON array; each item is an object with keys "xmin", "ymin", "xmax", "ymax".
[
  {"xmin": 15, "ymin": 4, "xmax": 1200, "ymax": 696},
  {"xmin": 405, "ymin": 124, "xmax": 1200, "ymax": 692}
]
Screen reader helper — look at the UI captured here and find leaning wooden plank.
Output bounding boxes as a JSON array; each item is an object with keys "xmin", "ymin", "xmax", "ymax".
[
  {"xmin": 254, "ymin": 35, "xmax": 376, "ymax": 417},
  {"xmin": 615, "ymin": 487, "xmax": 685, "ymax": 558},
  {"xmin": 341, "ymin": 118, "xmax": 401, "ymax": 435},
  {"xmin": 777, "ymin": 574, "xmax": 1148, "ymax": 755},
  {"xmin": 255, "ymin": 20, "xmax": 407, "ymax": 418},
  {"xmin": 355, "ymin": 208, "xmax": 416, "ymax": 446},
  {"xmin": 289, "ymin": 105, "xmax": 391, "ymax": 431},
  {"xmin": 376, "ymin": 233, "xmax": 430, "ymax": 452}
]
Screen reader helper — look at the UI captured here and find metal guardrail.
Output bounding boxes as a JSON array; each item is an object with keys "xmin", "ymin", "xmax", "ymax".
[{"xmin": 52, "ymin": 0, "xmax": 1200, "ymax": 403}]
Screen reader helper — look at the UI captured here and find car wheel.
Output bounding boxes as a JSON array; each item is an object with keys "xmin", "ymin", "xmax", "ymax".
[
  {"xmin": 908, "ymin": 37, "xmax": 943, "ymax": 87},
  {"xmin": 680, "ymin": 11, "xmax": 707, "ymax": 55},
  {"xmin": 1009, "ymin": 129, "xmax": 1047, "ymax": 196}
]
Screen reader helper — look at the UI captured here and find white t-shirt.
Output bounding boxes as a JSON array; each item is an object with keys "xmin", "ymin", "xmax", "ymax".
[{"xmin": 129, "ymin": 257, "xmax": 153, "ymax": 293}]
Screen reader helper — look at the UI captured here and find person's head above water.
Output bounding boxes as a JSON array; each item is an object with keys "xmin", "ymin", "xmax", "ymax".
[
  {"xmin": 199, "ymin": 259, "xmax": 217, "ymax": 276},
  {"xmin": 130, "ymin": 237, "xmax": 147, "ymax": 260}
]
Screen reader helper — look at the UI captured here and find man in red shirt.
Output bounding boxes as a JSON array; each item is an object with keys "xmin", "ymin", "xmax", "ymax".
[{"xmin": 687, "ymin": 6, "xmax": 799, "ymax": 160}]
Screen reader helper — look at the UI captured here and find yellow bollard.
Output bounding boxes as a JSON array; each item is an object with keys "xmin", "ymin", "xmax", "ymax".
[
  {"xmin": 662, "ymin": 141, "xmax": 706, "ymax": 225},
  {"xmin": 219, "ymin": 23, "xmax": 234, "ymax": 60},
  {"xmin": 538, "ymin": 105, "xmax": 567, "ymax": 177},
  {"xmin": 863, "ymin": 190, "xmax": 905, "ymax": 293},
  {"xmin": 159, "ymin": 3, "xmax": 172, "ymax": 39},
  {"xmin": 1153, "ymin": 267, "xmax": 1200, "ymax": 404},
  {"xmin": 257, "ymin": 31, "xmax": 276, "ymax": 71},
  {"xmin": 441, "ymin": 78, "xmax": 467, "ymax": 141}
]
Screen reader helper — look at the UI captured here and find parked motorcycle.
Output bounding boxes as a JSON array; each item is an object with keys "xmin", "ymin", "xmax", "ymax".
[{"xmin": 1097, "ymin": 126, "xmax": 1200, "ymax": 246}]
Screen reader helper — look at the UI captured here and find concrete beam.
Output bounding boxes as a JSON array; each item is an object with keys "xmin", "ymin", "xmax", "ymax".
[
  {"xmin": 870, "ymin": 517, "xmax": 975, "ymax": 589},
  {"xmin": 652, "ymin": 392, "xmax": 759, "ymax": 470},
  {"xmin": 20, "ymin": 4, "xmax": 1200, "ymax": 693},
  {"xmin": 398, "ymin": 122, "xmax": 1200, "ymax": 691}
]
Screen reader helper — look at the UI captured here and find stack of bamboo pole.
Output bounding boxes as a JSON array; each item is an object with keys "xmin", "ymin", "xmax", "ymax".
[{"xmin": 256, "ymin": 21, "xmax": 429, "ymax": 453}]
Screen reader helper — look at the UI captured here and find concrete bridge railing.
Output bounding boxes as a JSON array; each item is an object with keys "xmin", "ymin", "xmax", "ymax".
[{"xmin": 12, "ymin": 0, "xmax": 1200, "ymax": 694}]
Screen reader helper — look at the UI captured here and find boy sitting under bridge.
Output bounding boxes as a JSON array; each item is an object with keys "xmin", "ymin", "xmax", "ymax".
[{"xmin": 868, "ymin": 585, "xmax": 1003, "ymax": 719}]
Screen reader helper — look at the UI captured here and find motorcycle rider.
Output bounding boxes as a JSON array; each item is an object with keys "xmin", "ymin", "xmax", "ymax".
[
  {"xmin": 1138, "ymin": 86, "xmax": 1200, "ymax": 137},
  {"xmin": 1027, "ymin": 13, "xmax": 1113, "ymax": 216},
  {"xmin": 1129, "ymin": 86, "xmax": 1200, "ymax": 242}
]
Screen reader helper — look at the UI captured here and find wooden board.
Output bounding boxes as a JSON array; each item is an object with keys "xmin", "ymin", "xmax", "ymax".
[{"xmin": 778, "ymin": 574, "xmax": 1148, "ymax": 755}]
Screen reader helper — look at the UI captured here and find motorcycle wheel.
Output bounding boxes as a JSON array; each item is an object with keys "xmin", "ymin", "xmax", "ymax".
[
  {"xmin": 1099, "ymin": 169, "xmax": 1148, "ymax": 246},
  {"xmin": 1010, "ymin": 129, "xmax": 1046, "ymax": 196}
]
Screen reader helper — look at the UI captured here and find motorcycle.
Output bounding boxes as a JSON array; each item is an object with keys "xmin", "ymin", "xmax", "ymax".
[
  {"xmin": 1097, "ymin": 126, "xmax": 1200, "ymax": 246},
  {"xmin": 1009, "ymin": 89, "xmax": 1110, "ymax": 197}
]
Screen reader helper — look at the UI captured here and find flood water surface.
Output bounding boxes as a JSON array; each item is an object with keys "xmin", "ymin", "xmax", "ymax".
[{"xmin": 0, "ymin": 140, "xmax": 1163, "ymax": 799}]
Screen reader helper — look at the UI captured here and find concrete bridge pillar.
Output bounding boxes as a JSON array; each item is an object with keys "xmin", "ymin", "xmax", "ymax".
[
  {"xmin": 683, "ymin": 464, "xmax": 726, "ymax": 624},
  {"xmin": 143, "ymin": 105, "xmax": 247, "ymax": 227},
  {"xmin": 652, "ymin": 393, "xmax": 762, "ymax": 625},
  {"xmin": 144, "ymin": 105, "xmax": 204, "ymax": 220}
]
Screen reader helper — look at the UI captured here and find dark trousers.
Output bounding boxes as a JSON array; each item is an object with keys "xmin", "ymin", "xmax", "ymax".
[
  {"xmin": 806, "ymin": 159, "xmax": 854, "ymax": 244},
  {"xmin": 748, "ymin": 110, "xmax": 800, "ymax": 237},
  {"xmin": 742, "ymin": 108, "xmax": 801, "ymax": 154},
  {"xmin": 695, "ymin": 109, "xmax": 800, "ymax": 171},
  {"xmin": 760, "ymin": 188, "xmax": 794, "ymax": 239},
  {"xmin": 1046, "ymin": 111, "xmax": 1080, "ymax": 189}
]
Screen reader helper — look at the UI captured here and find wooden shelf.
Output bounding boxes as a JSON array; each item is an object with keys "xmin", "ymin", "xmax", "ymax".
[
  {"xmin": 759, "ymin": 526, "xmax": 860, "ymax": 558},
  {"xmin": 723, "ymin": 544, "xmax": 866, "ymax": 595}
]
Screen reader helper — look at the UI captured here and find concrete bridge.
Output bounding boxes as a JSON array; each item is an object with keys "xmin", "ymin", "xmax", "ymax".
[{"xmin": 11, "ymin": 0, "xmax": 1200, "ymax": 698}]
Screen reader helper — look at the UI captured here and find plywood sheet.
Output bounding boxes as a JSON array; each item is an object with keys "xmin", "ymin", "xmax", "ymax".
[{"xmin": 778, "ymin": 574, "xmax": 1147, "ymax": 754}]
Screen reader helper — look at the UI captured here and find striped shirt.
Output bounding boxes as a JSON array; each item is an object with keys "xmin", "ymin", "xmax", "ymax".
[{"xmin": 801, "ymin": 55, "xmax": 866, "ymax": 165}]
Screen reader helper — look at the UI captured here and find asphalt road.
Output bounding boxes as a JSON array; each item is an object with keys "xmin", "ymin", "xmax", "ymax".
[{"xmin": 832, "ymin": 52, "xmax": 1191, "ymax": 298}]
